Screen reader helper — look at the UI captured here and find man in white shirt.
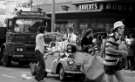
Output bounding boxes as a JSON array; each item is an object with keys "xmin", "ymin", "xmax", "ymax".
[
  {"xmin": 35, "ymin": 26, "xmax": 47, "ymax": 81},
  {"xmin": 67, "ymin": 27, "xmax": 77, "ymax": 43}
]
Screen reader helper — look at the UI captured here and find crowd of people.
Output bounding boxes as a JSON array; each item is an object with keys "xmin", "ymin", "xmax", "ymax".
[{"xmin": 34, "ymin": 20, "xmax": 135, "ymax": 82}]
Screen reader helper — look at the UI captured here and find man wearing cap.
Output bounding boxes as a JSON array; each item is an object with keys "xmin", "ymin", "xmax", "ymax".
[{"xmin": 103, "ymin": 21, "xmax": 128, "ymax": 82}]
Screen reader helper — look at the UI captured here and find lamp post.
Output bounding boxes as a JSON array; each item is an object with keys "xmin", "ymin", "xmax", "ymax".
[
  {"xmin": 51, "ymin": 0, "xmax": 55, "ymax": 32},
  {"xmin": 30, "ymin": 0, "xmax": 33, "ymax": 10}
]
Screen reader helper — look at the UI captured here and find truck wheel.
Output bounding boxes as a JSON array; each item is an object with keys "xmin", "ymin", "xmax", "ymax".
[
  {"xmin": 59, "ymin": 66, "xmax": 65, "ymax": 81},
  {"xmin": 0, "ymin": 47, "xmax": 3, "ymax": 64},
  {"xmin": 2, "ymin": 48, "xmax": 11, "ymax": 67}
]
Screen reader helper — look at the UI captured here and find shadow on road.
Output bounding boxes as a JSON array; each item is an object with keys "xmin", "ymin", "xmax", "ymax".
[
  {"xmin": 0, "ymin": 61, "xmax": 30, "ymax": 69},
  {"xmin": 48, "ymin": 76, "xmax": 85, "ymax": 82}
]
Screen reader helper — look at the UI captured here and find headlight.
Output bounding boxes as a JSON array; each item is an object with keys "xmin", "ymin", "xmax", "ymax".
[
  {"xmin": 68, "ymin": 59, "xmax": 74, "ymax": 65},
  {"xmin": 68, "ymin": 61, "xmax": 74, "ymax": 65},
  {"xmin": 16, "ymin": 48, "xmax": 23, "ymax": 52}
]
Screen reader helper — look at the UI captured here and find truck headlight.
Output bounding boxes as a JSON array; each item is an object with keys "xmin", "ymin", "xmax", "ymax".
[{"xmin": 16, "ymin": 48, "xmax": 23, "ymax": 52}]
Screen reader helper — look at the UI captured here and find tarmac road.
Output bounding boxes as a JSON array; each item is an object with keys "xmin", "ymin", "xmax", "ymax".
[{"xmin": 0, "ymin": 65, "xmax": 135, "ymax": 82}]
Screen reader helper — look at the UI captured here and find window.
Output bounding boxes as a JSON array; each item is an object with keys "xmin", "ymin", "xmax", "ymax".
[{"xmin": 14, "ymin": 19, "xmax": 46, "ymax": 33}]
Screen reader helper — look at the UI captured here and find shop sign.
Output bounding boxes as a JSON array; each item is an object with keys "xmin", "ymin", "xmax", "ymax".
[
  {"xmin": 105, "ymin": 3, "xmax": 133, "ymax": 11},
  {"xmin": 16, "ymin": 2, "xmax": 31, "ymax": 11},
  {"xmin": 106, "ymin": 3, "xmax": 124, "ymax": 11},
  {"xmin": 77, "ymin": 2, "xmax": 133, "ymax": 12},
  {"xmin": 78, "ymin": 3, "xmax": 102, "ymax": 11}
]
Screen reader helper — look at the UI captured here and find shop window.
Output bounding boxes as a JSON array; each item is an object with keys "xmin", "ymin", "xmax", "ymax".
[
  {"xmin": 79, "ymin": 23, "xmax": 88, "ymax": 35},
  {"xmin": 55, "ymin": 24, "xmax": 67, "ymax": 33},
  {"xmin": 105, "ymin": 23, "xmax": 113, "ymax": 32}
]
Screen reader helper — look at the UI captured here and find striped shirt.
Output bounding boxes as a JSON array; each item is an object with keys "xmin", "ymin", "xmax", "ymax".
[{"xmin": 103, "ymin": 37, "xmax": 121, "ymax": 66}]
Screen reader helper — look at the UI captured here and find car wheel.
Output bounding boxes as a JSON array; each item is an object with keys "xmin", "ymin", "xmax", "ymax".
[
  {"xmin": 1, "ymin": 48, "xmax": 11, "ymax": 67},
  {"xmin": 59, "ymin": 66, "xmax": 65, "ymax": 81}
]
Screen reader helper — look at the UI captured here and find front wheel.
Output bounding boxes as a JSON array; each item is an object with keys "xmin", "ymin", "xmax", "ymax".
[
  {"xmin": 59, "ymin": 66, "xmax": 66, "ymax": 81},
  {"xmin": 1, "ymin": 48, "xmax": 11, "ymax": 67}
]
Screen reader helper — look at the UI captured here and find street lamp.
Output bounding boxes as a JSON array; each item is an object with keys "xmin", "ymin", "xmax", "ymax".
[
  {"xmin": 30, "ymin": 0, "xmax": 33, "ymax": 10},
  {"xmin": 51, "ymin": 0, "xmax": 55, "ymax": 32}
]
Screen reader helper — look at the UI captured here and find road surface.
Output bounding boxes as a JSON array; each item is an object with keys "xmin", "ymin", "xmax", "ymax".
[
  {"xmin": 0, "ymin": 65, "xmax": 82, "ymax": 82},
  {"xmin": 0, "ymin": 65, "xmax": 135, "ymax": 82}
]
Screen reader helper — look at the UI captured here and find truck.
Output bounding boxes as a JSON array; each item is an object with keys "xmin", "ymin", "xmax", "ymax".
[
  {"xmin": 0, "ymin": 10, "xmax": 50, "ymax": 66},
  {"xmin": 0, "ymin": 27, "xmax": 7, "ymax": 62}
]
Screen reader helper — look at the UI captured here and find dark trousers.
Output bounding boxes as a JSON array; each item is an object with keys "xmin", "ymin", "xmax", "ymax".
[
  {"xmin": 35, "ymin": 50, "xmax": 45, "ymax": 69},
  {"xmin": 35, "ymin": 50, "xmax": 46, "ymax": 81},
  {"xmin": 127, "ymin": 56, "xmax": 135, "ymax": 70}
]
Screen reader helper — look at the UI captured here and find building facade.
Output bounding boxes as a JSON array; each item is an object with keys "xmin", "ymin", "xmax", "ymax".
[{"xmin": 34, "ymin": 0, "xmax": 135, "ymax": 34}]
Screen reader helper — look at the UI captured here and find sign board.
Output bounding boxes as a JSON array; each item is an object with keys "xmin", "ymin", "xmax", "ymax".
[
  {"xmin": 77, "ymin": 2, "xmax": 133, "ymax": 12},
  {"xmin": 105, "ymin": 3, "xmax": 133, "ymax": 11},
  {"xmin": 78, "ymin": 3, "xmax": 102, "ymax": 11},
  {"xmin": 17, "ymin": 11, "xmax": 45, "ymax": 17},
  {"xmin": 16, "ymin": 0, "xmax": 32, "ymax": 11}
]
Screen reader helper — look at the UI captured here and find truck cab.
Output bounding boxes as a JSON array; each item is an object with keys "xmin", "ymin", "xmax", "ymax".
[{"xmin": 1, "ymin": 10, "xmax": 50, "ymax": 66}]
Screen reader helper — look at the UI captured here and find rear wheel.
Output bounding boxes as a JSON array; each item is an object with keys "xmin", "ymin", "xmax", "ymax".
[{"xmin": 59, "ymin": 66, "xmax": 66, "ymax": 81}]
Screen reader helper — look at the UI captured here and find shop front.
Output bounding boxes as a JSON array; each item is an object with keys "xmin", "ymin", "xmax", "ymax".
[{"xmin": 47, "ymin": 0, "xmax": 135, "ymax": 35}]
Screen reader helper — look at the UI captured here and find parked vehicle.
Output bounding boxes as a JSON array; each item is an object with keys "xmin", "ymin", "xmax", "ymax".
[
  {"xmin": 48, "ymin": 44, "xmax": 84, "ymax": 81},
  {"xmin": 0, "ymin": 10, "xmax": 50, "ymax": 66},
  {"xmin": 0, "ymin": 27, "xmax": 7, "ymax": 63}
]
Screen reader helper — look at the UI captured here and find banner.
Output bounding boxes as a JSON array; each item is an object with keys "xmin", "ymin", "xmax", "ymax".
[{"xmin": 16, "ymin": 0, "xmax": 32, "ymax": 11}]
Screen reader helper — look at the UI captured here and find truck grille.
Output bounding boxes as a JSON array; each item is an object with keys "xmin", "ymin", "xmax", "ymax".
[{"xmin": 26, "ymin": 47, "xmax": 35, "ymax": 52}]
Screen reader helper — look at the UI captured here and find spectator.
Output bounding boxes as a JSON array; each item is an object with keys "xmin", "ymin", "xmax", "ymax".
[
  {"xmin": 81, "ymin": 28, "xmax": 94, "ymax": 53},
  {"xmin": 125, "ymin": 32, "xmax": 135, "ymax": 70},
  {"xmin": 103, "ymin": 21, "xmax": 127, "ymax": 82},
  {"xmin": 67, "ymin": 27, "xmax": 77, "ymax": 43}
]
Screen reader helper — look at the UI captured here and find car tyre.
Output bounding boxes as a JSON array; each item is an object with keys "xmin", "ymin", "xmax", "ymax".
[{"xmin": 59, "ymin": 66, "xmax": 65, "ymax": 81}]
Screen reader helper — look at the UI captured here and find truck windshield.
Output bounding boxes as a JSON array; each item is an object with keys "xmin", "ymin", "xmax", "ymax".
[{"xmin": 14, "ymin": 19, "xmax": 46, "ymax": 33}]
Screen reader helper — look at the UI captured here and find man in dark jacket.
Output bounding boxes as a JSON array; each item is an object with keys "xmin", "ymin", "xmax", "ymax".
[{"xmin": 81, "ymin": 28, "xmax": 94, "ymax": 53}]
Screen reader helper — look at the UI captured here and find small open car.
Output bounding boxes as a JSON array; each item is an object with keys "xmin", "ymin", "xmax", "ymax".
[
  {"xmin": 30, "ymin": 32, "xmax": 84, "ymax": 81},
  {"xmin": 44, "ymin": 33, "xmax": 84, "ymax": 80},
  {"xmin": 46, "ymin": 44, "xmax": 84, "ymax": 80}
]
